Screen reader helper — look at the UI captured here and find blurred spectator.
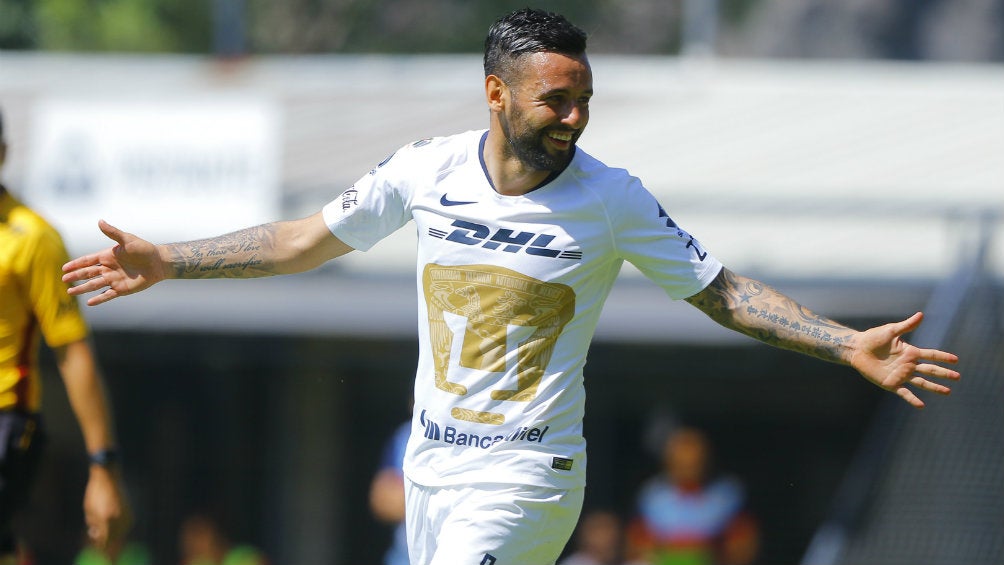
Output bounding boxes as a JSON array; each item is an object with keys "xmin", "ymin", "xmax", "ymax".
[
  {"xmin": 177, "ymin": 513, "xmax": 267, "ymax": 565},
  {"xmin": 626, "ymin": 427, "xmax": 759, "ymax": 565},
  {"xmin": 369, "ymin": 419, "xmax": 411, "ymax": 565},
  {"xmin": 559, "ymin": 509, "xmax": 645, "ymax": 565}
]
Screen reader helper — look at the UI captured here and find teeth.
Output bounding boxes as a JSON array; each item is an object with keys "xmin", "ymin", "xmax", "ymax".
[{"xmin": 550, "ymin": 132, "xmax": 573, "ymax": 142}]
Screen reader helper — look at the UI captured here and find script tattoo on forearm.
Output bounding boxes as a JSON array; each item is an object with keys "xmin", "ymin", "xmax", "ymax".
[
  {"xmin": 686, "ymin": 269, "xmax": 856, "ymax": 363},
  {"xmin": 165, "ymin": 224, "xmax": 278, "ymax": 279}
]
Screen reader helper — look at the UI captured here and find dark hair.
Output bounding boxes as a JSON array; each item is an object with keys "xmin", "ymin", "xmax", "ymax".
[{"xmin": 483, "ymin": 8, "xmax": 587, "ymax": 83}]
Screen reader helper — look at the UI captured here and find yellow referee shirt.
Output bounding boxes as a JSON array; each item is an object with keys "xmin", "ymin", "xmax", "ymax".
[{"xmin": 0, "ymin": 189, "xmax": 88, "ymax": 412}]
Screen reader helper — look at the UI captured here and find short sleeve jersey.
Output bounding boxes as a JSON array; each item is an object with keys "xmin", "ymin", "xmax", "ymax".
[
  {"xmin": 322, "ymin": 131, "xmax": 722, "ymax": 490},
  {"xmin": 0, "ymin": 190, "xmax": 89, "ymax": 411}
]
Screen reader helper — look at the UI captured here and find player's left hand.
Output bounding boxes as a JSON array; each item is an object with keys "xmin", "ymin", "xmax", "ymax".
[{"xmin": 849, "ymin": 311, "xmax": 960, "ymax": 408}]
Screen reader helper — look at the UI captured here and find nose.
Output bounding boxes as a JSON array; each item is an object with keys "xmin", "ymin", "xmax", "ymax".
[{"xmin": 561, "ymin": 101, "xmax": 588, "ymax": 129}]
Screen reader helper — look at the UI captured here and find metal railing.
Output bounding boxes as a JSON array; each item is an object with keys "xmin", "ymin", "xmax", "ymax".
[{"xmin": 800, "ymin": 212, "xmax": 1000, "ymax": 565}]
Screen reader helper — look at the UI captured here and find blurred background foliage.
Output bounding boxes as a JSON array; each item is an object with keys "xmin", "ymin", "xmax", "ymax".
[
  {"xmin": 3, "ymin": 0, "xmax": 999, "ymax": 60},
  {"xmin": 1, "ymin": 0, "xmax": 211, "ymax": 52},
  {"xmin": 2, "ymin": 0, "xmax": 708, "ymax": 54}
]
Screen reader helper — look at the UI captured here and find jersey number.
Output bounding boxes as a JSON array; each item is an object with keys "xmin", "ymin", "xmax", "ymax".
[{"xmin": 423, "ymin": 264, "xmax": 575, "ymax": 425}]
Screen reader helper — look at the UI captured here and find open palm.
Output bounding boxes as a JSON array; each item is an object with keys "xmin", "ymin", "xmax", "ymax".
[
  {"xmin": 62, "ymin": 220, "xmax": 167, "ymax": 306},
  {"xmin": 849, "ymin": 312, "xmax": 960, "ymax": 408}
]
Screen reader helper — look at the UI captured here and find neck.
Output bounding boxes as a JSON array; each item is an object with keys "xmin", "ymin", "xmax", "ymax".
[{"xmin": 482, "ymin": 128, "xmax": 556, "ymax": 196}]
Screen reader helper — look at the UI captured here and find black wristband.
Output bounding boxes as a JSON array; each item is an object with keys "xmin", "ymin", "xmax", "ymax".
[{"xmin": 88, "ymin": 448, "xmax": 120, "ymax": 467}]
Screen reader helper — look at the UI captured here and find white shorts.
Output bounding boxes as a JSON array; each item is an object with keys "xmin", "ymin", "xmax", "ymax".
[{"xmin": 404, "ymin": 478, "xmax": 585, "ymax": 565}]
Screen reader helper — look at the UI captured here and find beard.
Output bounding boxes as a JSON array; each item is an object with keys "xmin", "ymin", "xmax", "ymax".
[{"xmin": 498, "ymin": 108, "xmax": 576, "ymax": 172}]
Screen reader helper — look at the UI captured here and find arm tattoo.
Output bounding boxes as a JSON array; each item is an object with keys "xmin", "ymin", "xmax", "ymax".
[
  {"xmin": 164, "ymin": 224, "xmax": 279, "ymax": 279},
  {"xmin": 686, "ymin": 268, "xmax": 856, "ymax": 364}
]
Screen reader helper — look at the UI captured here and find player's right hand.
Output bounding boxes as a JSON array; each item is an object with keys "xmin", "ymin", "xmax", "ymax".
[{"xmin": 62, "ymin": 220, "xmax": 167, "ymax": 306}]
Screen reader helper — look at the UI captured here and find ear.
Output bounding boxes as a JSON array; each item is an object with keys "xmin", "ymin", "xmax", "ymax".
[{"xmin": 485, "ymin": 74, "xmax": 507, "ymax": 113}]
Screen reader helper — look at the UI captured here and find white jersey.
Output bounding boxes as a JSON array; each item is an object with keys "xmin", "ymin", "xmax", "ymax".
[{"xmin": 323, "ymin": 130, "xmax": 722, "ymax": 490}]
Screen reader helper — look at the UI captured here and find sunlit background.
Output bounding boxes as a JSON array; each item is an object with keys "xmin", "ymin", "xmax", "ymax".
[{"xmin": 1, "ymin": 1, "xmax": 1001, "ymax": 564}]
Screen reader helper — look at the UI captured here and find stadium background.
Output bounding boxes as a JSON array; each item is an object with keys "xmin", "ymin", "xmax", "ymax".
[{"xmin": 1, "ymin": 1, "xmax": 1001, "ymax": 563}]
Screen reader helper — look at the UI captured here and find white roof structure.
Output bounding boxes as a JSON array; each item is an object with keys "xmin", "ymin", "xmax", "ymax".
[{"xmin": 1, "ymin": 53, "xmax": 1000, "ymax": 338}]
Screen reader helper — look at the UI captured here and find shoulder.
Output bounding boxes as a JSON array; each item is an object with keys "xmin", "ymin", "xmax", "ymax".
[
  {"xmin": 567, "ymin": 147, "xmax": 637, "ymax": 186},
  {"xmin": 3, "ymin": 195, "xmax": 66, "ymax": 256},
  {"xmin": 382, "ymin": 130, "xmax": 483, "ymax": 174},
  {"xmin": 562, "ymin": 149, "xmax": 662, "ymax": 228},
  {"xmin": 566, "ymin": 148, "xmax": 650, "ymax": 204}
]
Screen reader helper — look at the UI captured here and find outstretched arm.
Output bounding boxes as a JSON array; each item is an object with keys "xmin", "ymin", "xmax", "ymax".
[
  {"xmin": 63, "ymin": 212, "xmax": 353, "ymax": 306},
  {"xmin": 684, "ymin": 267, "xmax": 960, "ymax": 408}
]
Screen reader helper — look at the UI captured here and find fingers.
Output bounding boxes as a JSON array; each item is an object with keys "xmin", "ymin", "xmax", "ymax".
[
  {"xmin": 97, "ymin": 219, "xmax": 127, "ymax": 245},
  {"xmin": 894, "ymin": 360, "xmax": 960, "ymax": 408},
  {"xmin": 87, "ymin": 519, "xmax": 109, "ymax": 548},
  {"xmin": 62, "ymin": 253, "xmax": 105, "ymax": 276},
  {"xmin": 896, "ymin": 387, "xmax": 926, "ymax": 409},
  {"xmin": 63, "ymin": 261, "xmax": 123, "ymax": 308},
  {"xmin": 890, "ymin": 311, "xmax": 924, "ymax": 336},
  {"xmin": 61, "ymin": 221, "xmax": 123, "ymax": 273},
  {"xmin": 63, "ymin": 260, "xmax": 114, "ymax": 299},
  {"xmin": 888, "ymin": 313, "xmax": 961, "ymax": 364},
  {"xmin": 62, "ymin": 220, "xmax": 124, "ymax": 281},
  {"xmin": 909, "ymin": 376, "xmax": 952, "ymax": 395},
  {"xmin": 63, "ymin": 268, "xmax": 121, "ymax": 305},
  {"xmin": 890, "ymin": 314, "xmax": 960, "ymax": 407},
  {"xmin": 914, "ymin": 362, "xmax": 961, "ymax": 381},
  {"xmin": 86, "ymin": 511, "xmax": 129, "ymax": 549},
  {"xmin": 916, "ymin": 348, "xmax": 960, "ymax": 365},
  {"xmin": 88, "ymin": 516, "xmax": 130, "ymax": 549},
  {"xmin": 63, "ymin": 263, "xmax": 107, "ymax": 288},
  {"xmin": 65, "ymin": 277, "xmax": 105, "ymax": 297},
  {"xmin": 86, "ymin": 288, "xmax": 120, "ymax": 307}
]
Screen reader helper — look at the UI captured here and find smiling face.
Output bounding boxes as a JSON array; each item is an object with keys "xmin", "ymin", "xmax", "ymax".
[{"xmin": 495, "ymin": 51, "xmax": 593, "ymax": 172}]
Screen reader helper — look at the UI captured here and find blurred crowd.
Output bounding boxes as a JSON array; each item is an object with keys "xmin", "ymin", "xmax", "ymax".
[
  {"xmin": 71, "ymin": 513, "xmax": 268, "ymax": 565},
  {"xmin": 557, "ymin": 426, "xmax": 759, "ymax": 565}
]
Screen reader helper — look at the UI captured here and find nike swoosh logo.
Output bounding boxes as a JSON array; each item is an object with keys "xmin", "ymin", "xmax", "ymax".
[{"xmin": 440, "ymin": 194, "xmax": 477, "ymax": 207}]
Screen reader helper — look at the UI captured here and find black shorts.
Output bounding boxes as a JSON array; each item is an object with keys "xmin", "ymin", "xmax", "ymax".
[{"xmin": 0, "ymin": 411, "xmax": 45, "ymax": 554}]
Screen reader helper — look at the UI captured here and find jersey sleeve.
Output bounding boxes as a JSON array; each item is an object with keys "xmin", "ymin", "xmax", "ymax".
[
  {"xmin": 25, "ymin": 227, "xmax": 89, "ymax": 348},
  {"xmin": 610, "ymin": 180, "xmax": 722, "ymax": 300},
  {"xmin": 321, "ymin": 143, "xmax": 417, "ymax": 251}
]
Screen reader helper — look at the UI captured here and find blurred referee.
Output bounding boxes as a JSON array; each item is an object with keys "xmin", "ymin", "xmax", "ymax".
[{"xmin": 0, "ymin": 107, "xmax": 131, "ymax": 563}]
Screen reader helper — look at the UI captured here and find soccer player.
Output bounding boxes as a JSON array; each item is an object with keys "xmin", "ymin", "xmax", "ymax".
[
  {"xmin": 61, "ymin": 9, "xmax": 960, "ymax": 565},
  {"xmin": 0, "ymin": 108, "xmax": 130, "ymax": 562}
]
